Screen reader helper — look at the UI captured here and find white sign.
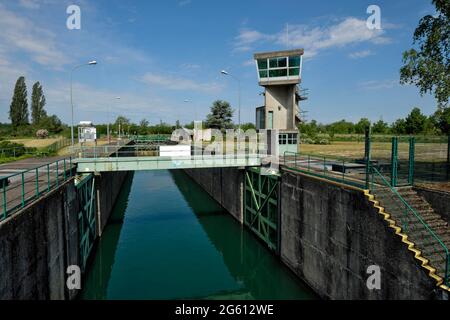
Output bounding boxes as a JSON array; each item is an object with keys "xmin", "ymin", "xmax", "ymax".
[
  {"xmin": 79, "ymin": 127, "xmax": 97, "ymax": 143},
  {"xmin": 160, "ymin": 145, "xmax": 191, "ymax": 157}
]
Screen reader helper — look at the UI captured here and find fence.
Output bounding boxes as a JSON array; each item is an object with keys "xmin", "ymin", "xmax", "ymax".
[
  {"xmin": 282, "ymin": 151, "xmax": 367, "ymax": 188},
  {"xmin": 0, "ymin": 138, "xmax": 71, "ymax": 161},
  {"xmin": 0, "ymin": 158, "xmax": 74, "ymax": 220},
  {"xmin": 369, "ymin": 165, "xmax": 449, "ymax": 285}
]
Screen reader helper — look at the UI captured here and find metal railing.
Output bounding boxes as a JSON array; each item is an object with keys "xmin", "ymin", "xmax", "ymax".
[
  {"xmin": 0, "ymin": 138, "xmax": 71, "ymax": 160},
  {"xmin": 0, "ymin": 158, "xmax": 74, "ymax": 220},
  {"xmin": 369, "ymin": 165, "xmax": 449, "ymax": 285},
  {"xmin": 282, "ymin": 151, "xmax": 367, "ymax": 188},
  {"xmin": 0, "ymin": 146, "xmax": 37, "ymax": 159}
]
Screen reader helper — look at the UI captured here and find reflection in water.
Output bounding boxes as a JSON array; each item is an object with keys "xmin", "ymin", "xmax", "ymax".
[{"xmin": 81, "ymin": 170, "xmax": 315, "ymax": 300}]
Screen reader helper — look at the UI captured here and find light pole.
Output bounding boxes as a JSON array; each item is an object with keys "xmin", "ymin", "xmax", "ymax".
[
  {"xmin": 70, "ymin": 60, "xmax": 97, "ymax": 149},
  {"xmin": 220, "ymin": 70, "xmax": 241, "ymax": 132}
]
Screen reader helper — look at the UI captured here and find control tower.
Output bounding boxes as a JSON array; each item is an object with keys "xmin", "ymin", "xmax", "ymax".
[{"xmin": 254, "ymin": 49, "xmax": 304, "ymax": 154}]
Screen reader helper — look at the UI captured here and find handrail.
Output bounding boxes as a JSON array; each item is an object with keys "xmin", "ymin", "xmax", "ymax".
[
  {"xmin": 369, "ymin": 165, "xmax": 449, "ymax": 284},
  {"xmin": 0, "ymin": 157, "xmax": 74, "ymax": 220},
  {"xmin": 282, "ymin": 151, "xmax": 366, "ymax": 188},
  {"xmin": 370, "ymin": 166, "xmax": 448, "ymax": 255}
]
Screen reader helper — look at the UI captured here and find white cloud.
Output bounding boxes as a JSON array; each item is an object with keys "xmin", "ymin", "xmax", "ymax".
[
  {"xmin": 18, "ymin": 0, "xmax": 40, "ymax": 9},
  {"xmin": 349, "ymin": 50, "xmax": 373, "ymax": 59},
  {"xmin": 0, "ymin": 4, "xmax": 68, "ymax": 69},
  {"xmin": 359, "ymin": 79, "xmax": 398, "ymax": 90},
  {"xmin": 242, "ymin": 59, "xmax": 255, "ymax": 67},
  {"xmin": 141, "ymin": 73, "xmax": 223, "ymax": 93},
  {"xmin": 178, "ymin": 0, "xmax": 192, "ymax": 7},
  {"xmin": 234, "ymin": 17, "xmax": 390, "ymax": 58}
]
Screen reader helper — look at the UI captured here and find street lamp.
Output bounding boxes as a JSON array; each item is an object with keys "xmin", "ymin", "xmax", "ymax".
[
  {"xmin": 70, "ymin": 60, "xmax": 97, "ymax": 149},
  {"xmin": 220, "ymin": 70, "xmax": 241, "ymax": 132}
]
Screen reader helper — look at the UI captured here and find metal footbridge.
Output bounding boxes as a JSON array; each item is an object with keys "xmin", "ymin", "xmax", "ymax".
[{"xmin": 72, "ymin": 143, "xmax": 263, "ymax": 173}]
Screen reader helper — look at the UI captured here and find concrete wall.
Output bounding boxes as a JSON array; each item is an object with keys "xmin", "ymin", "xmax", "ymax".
[
  {"xmin": 184, "ymin": 168, "xmax": 243, "ymax": 222},
  {"xmin": 96, "ymin": 171, "xmax": 131, "ymax": 235},
  {"xmin": 185, "ymin": 166, "xmax": 447, "ymax": 299},
  {"xmin": 280, "ymin": 168, "xmax": 441, "ymax": 300},
  {"xmin": 0, "ymin": 180, "xmax": 78, "ymax": 300},
  {"xmin": 0, "ymin": 170, "xmax": 130, "ymax": 300},
  {"xmin": 414, "ymin": 186, "xmax": 450, "ymax": 225}
]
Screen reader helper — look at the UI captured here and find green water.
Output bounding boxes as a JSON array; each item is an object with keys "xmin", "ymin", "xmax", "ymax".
[{"xmin": 81, "ymin": 170, "xmax": 315, "ymax": 300}]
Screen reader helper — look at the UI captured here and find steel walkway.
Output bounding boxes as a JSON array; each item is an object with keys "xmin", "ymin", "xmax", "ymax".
[{"xmin": 74, "ymin": 154, "xmax": 262, "ymax": 172}]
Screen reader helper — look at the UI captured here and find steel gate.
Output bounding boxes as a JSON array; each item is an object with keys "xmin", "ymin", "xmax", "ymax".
[
  {"xmin": 75, "ymin": 174, "xmax": 97, "ymax": 272},
  {"xmin": 244, "ymin": 167, "xmax": 280, "ymax": 252}
]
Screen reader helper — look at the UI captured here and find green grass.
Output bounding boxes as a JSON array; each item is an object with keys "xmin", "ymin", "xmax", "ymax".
[{"xmin": 0, "ymin": 154, "xmax": 34, "ymax": 165}]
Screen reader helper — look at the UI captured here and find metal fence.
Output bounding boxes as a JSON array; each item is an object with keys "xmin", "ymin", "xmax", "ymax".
[
  {"xmin": 0, "ymin": 138, "xmax": 71, "ymax": 160},
  {"xmin": 282, "ymin": 151, "xmax": 367, "ymax": 188},
  {"xmin": 369, "ymin": 165, "xmax": 449, "ymax": 285},
  {"xmin": 0, "ymin": 158, "xmax": 74, "ymax": 220}
]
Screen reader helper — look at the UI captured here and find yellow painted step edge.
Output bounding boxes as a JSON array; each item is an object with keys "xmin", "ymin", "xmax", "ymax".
[{"xmin": 364, "ymin": 190, "xmax": 450, "ymax": 293}]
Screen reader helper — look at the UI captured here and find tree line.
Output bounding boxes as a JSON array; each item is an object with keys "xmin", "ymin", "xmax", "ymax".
[
  {"xmin": 6, "ymin": 76, "xmax": 65, "ymax": 137},
  {"xmin": 300, "ymin": 106, "xmax": 450, "ymax": 138}
]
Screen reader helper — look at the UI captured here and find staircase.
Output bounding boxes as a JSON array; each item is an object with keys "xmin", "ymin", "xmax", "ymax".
[
  {"xmin": 369, "ymin": 166, "xmax": 450, "ymax": 286},
  {"xmin": 374, "ymin": 187, "xmax": 450, "ymax": 280}
]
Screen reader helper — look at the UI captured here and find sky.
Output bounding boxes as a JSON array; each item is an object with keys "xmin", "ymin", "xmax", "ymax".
[{"xmin": 0, "ymin": 0, "xmax": 439, "ymax": 126}]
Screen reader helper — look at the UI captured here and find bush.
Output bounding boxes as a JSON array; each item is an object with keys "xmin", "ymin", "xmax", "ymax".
[
  {"xmin": 36, "ymin": 129, "xmax": 49, "ymax": 139},
  {"xmin": 0, "ymin": 141, "xmax": 31, "ymax": 157}
]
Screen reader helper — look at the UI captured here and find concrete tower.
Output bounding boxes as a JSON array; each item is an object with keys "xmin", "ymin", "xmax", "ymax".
[{"xmin": 254, "ymin": 49, "xmax": 304, "ymax": 154}]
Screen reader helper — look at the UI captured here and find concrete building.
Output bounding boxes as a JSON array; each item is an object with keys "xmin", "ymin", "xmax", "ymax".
[{"xmin": 254, "ymin": 49, "xmax": 304, "ymax": 154}]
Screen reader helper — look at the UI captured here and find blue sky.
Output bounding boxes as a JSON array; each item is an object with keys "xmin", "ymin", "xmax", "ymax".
[{"xmin": 0, "ymin": 0, "xmax": 438, "ymax": 126}]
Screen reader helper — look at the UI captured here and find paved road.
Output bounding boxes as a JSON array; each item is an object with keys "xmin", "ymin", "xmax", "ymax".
[{"xmin": 0, "ymin": 156, "xmax": 74, "ymax": 219}]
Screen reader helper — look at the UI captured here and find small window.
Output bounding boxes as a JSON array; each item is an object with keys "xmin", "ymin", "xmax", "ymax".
[
  {"xmin": 269, "ymin": 57, "xmax": 287, "ymax": 69},
  {"xmin": 278, "ymin": 134, "xmax": 287, "ymax": 145},
  {"xmin": 259, "ymin": 70, "xmax": 268, "ymax": 78},
  {"xmin": 289, "ymin": 56, "xmax": 300, "ymax": 67},
  {"xmin": 257, "ymin": 59, "xmax": 267, "ymax": 70},
  {"xmin": 269, "ymin": 69, "xmax": 287, "ymax": 77},
  {"xmin": 288, "ymin": 68, "xmax": 300, "ymax": 76}
]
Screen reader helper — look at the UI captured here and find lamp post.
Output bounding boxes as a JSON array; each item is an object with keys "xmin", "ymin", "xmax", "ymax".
[
  {"xmin": 220, "ymin": 70, "xmax": 241, "ymax": 132},
  {"xmin": 70, "ymin": 60, "xmax": 97, "ymax": 149}
]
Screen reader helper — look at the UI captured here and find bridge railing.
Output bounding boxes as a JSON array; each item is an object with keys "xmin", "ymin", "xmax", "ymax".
[
  {"xmin": 282, "ymin": 151, "xmax": 367, "ymax": 188},
  {"xmin": 0, "ymin": 158, "xmax": 74, "ymax": 220}
]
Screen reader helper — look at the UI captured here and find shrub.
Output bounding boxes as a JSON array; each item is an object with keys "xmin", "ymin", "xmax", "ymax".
[{"xmin": 36, "ymin": 129, "xmax": 49, "ymax": 139}]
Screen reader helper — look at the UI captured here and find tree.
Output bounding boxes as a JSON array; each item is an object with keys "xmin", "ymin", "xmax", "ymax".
[
  {"xmin": 240, "ymin": 122, "xmax": 256, "ymax": 131},
  {"xmin": 40, "ymin": 114, "xmax": 64, "ymax": 134},
  {"xmin": 205, "ymin": 100, "xmax": 234, "ymax": 130},
  {"xmin": 31, "ymin": 82, "xmax": 47, "ymax": 125},
  {"xmin": 392, "ymin": 119, "xmax": 407, "ymax": 134},
  {"xmin": 139, "ymin": 118, "xmax": 149, "ymax": 135},
  {"xmin": 9, "ymin": 76, "xmax": 29, "ymax": 128},
  {"xmin": 355, "ymin": 118, "xmax": 371, "ymax": 134},
  {"xmin": 372, "ymin": 119, "xmax": 389, "ymax": 134},
  {"xmin": 400, "ymin": 0, "xmax": 450, "ymax": 107},
  {"xmin": 405, "ymin": 107, "xmax": 427, "ymax": 134},
  {"xmin": 433, "ymin": 106, "xmax": 450, "ymax": 134}
]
